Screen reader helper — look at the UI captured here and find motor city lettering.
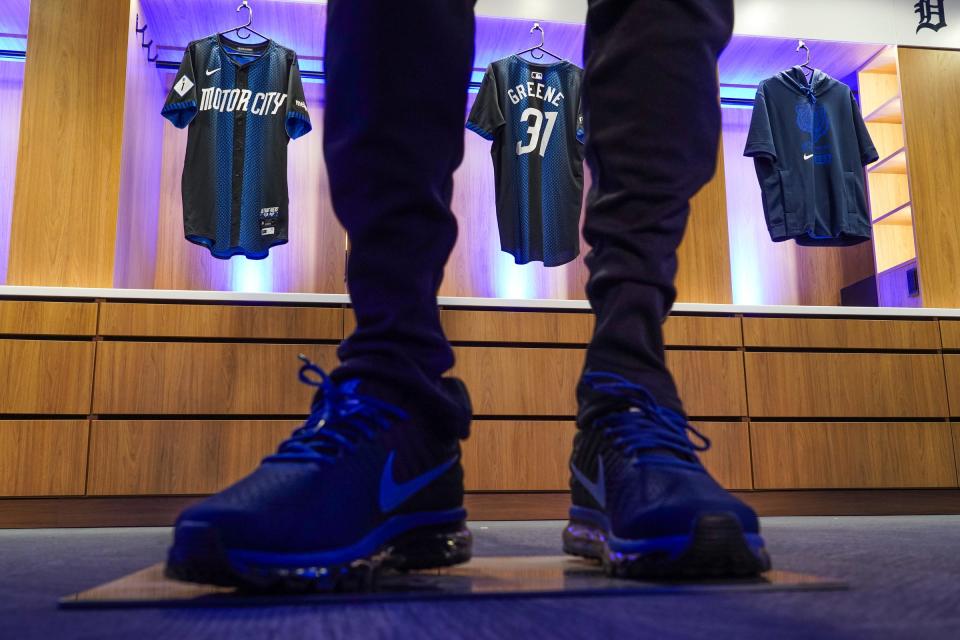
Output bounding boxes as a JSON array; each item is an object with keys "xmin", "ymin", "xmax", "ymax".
[
  {"xmin": 506, "ymin": 81, "xmax": 564, "ymax": 106},
  {"xmin": 199, "ymin": 87, "xmax": 287, "ymax": 115}
]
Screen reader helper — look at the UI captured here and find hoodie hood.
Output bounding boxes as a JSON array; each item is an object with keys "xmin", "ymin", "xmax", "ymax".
[{"xmin": 776, "ymin": 66, "xmax": 836, "ymax": 102}]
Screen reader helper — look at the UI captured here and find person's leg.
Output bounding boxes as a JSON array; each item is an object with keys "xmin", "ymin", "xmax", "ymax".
[
  {"xmin": 565, "ymin": 0, "xmax": 771, "ymax": 578},
  {"xmin": 324, "ymin": 0, "xmax": 475, "ymax": 434},
  {"xmin": 577, "ymin": 0, "xmax": 731, "ymax": 424},
  {"xmin": 165, "ymin": 0, "xmax": 477, "ymax": 590}
]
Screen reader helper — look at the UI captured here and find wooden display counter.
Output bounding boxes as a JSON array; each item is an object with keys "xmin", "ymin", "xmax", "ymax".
[{"xmin": 1, "ymin": 287, "xmax": 959, "ymax": 526}]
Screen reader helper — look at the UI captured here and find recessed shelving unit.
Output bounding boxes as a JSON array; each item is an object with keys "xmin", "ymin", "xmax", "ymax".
[
  {"xmin": 864, "ymin": 96, "xmax": 903, "ymax": 124},
  {"xmin": 858, "ymin": 46, "xmax": 918, "ymax": 304},
  {"xmin": 868, "ymin": 147, "xmax": 907, "ymax": 175}
]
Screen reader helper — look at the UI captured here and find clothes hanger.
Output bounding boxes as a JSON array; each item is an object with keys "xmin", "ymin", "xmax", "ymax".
[
  {"xmin": 515, "ymin": 23, "xmax": 564, "ymax": 63},
  {"xmin": 796, "ymin": 40, "xmax": 815, "ymax": 82},
  {"xmin": 218, "ymin": 1, "xmax": 269, "ymax": 43}
]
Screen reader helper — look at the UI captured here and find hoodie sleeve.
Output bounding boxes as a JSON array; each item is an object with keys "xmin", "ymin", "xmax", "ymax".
[
  {"xmin": 851, "ymin": 91, "xmax": 879, "ymax": 165},
  {"xmin": 744, "ymin": 85, "xmax": 777, "ymax": 161}
]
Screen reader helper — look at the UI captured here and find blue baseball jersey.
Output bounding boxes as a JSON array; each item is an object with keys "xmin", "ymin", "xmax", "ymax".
[
  {"xmin": 468, "ymin": 56, "xmax": 585, "ymax": 267},
  {"xmin": 162, "ymin": 35, "xmax": 312, "ymax": 260}
]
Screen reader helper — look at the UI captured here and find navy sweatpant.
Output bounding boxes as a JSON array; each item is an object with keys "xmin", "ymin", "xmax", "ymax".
[{"xmin": 323, "ymin": 0, "xmax": 734, "ymax": 434}]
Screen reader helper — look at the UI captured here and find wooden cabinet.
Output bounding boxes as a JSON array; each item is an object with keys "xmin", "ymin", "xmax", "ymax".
[
  {"xmin": 0, "ymin": 420, "xmax": 89, "ymax": 496},
  {"xmin": 92, "ymin": 342, "xmax": 338, "ymax": 414},
  {"xmin": 0, "ymin": 301, "xmax": 98, "ymax": 336},
  {"xmin": 745, "ymin": 352, "xmax": 948, "ymax": 418},
  {"xmin": 98, "ymin": 303, "xmax": 344, "ymax": 340},
  {"xmin": 87, "ymin": 420, "xmax": 298, "ymax": 495},
  {"xmin": 742, "ymin": 317, "xmax": 939, "ymax": 350},
  {"xmin": 0, "ymin": 340, "xmax": 95, "ymax": 413},
  {"xmin": 750, "ymin": 422, "xmax": 957, "ymax": 489}
]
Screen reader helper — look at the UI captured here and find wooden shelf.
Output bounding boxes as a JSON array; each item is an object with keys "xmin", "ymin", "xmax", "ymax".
[
  {"xmin": 873, "ymin": 201, "xmax": 912, "ymax": 225},
  {"xmin": 877, "ymin": 257, "xmax": 917, "ymax": 276},
  {"xmin": 869, "ymin": 147, "xmax": 907, "ymax": 174},
  {"xmin": 861, "ymin": 46, "xmax": 898, "ymax": 75},
  {"xmin": 864, "ymin": 95, "xmax": 903, "ymax": 124},
  {"xmin": 874, "ymin": 214, "xmax": 917, "ymax": 273}
]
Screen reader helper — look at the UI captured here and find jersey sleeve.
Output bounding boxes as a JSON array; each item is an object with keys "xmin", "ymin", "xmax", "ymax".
[
  {"xmin": 743, "ymin": 85, "xmax": 777, "ymax": 161},
  {"xmin": 285, "ymin": 54, "xmax": 312, "ymax": 140},
  {"xmin": 161, "ymin": 46, "xmax": 199, "ymax": 129},
  {"xmin": 851, "ymin": 90, "xmax": 879, "ymax": 165},
  {"xmin": 466, "ymin": 66, "xmax": 504, "ymax": 141}
]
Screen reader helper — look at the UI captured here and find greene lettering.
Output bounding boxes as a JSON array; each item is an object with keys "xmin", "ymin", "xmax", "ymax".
[{"xmin": 507, "ymin": 82, "xmax": 565, "ymax": 107}]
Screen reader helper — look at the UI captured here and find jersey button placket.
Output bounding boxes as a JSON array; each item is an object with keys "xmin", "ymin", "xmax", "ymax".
[{"xmin": 231, "ymin": 67, "xmax": 248, "ymax": 248}]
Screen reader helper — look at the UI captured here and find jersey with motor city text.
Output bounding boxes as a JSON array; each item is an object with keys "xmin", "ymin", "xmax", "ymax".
[
  {"xmin": 162, "ymin": 35, "xmax": 312, "ymax": 260},
  {"xmin": 467, "ymin": 56, "xmax": 584, "ymax": 267}
]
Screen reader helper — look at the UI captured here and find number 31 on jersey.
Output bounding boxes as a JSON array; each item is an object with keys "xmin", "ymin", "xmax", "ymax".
[{"xmin": 516, "ymin": 108, "xmax": 558, "ymax": 157}]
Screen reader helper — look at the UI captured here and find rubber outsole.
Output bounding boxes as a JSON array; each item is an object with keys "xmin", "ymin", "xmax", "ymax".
[
  {"xmin": 563, "ymin": 512, "xmax": 771, "ymax": 579},
  {"xmin": 165, "ymin": 519, "xmax": 472, "ymax": 593}
]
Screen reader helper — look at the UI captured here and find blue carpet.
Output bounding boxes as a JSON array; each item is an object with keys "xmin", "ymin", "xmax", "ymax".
[{"xmin": 1, "ymin": 517, "xmax": 959, "ymax": 639}]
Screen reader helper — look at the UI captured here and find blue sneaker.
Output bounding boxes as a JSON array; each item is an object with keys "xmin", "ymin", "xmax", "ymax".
[
  {"xmin": 165, "ymin": 357, "xmax": 472, "ymax": 591},
  {"xmin": 564, "ymin": 372, "xmax": 770, "ymax": 578}
]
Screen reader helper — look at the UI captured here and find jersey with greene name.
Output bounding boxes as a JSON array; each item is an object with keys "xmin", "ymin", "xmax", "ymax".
[
  {"xmin": 467, "ymin": 55, "xmax": 584, "ymax": 267},
  {"xmin": 162, "ymin": 35, "xmax": 311, "ymax": 260}
]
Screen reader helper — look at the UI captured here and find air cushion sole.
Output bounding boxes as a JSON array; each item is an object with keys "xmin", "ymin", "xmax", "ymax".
[
  {"xmin": 165, "ymin": 512, "xmax": 472, "ymax": 592},
  {"xmin": 563, "ymin": 511, "xmax": 771, "ymax": 579}
]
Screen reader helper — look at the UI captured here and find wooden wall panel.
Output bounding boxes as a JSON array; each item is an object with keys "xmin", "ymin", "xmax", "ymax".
[
  {"xmin": 745, "ymin": 352, "xmax": 948, "ymax": 418},
  {"xmin": 0, "ymin": 61, "xmax": 25, "ymax": 285},
  {"xmin": 953, "ymin": 423, "xmax": 960, "ymax": 486},
  {"xmin": 742, "ymin": 317, "xmax": 939, "ymax": 350},
  {"xmin": 750, "ymin": 422, "xmax": 958, "ymax": 489},
  {"xmin": 461, "ymin": 421, "xmax": 575, "ymax": 491},
  {"xmin": 722, "ymin": 106, "xmax": 799, "ymax": 305},
  {"xmin": 112, "ymin": 0, "xmax": 165, "ymax": 289},
  {"xmin": 451, "ymin": 347, "xmax": 581, "ymax": 415},
  {"xmin": 945, "ymin": 355, "xmax": 960, "ymax": 418},
  {"xmin": 460, "ymin": 420, "xmax": 750, "ymax": 491},
  {"xmin": 7, "ymin": 0, "xmax": 130, "ymax": 286},
  {"xmin": 667, "ymin": 350, "xmax": 746, "ymax": 417},
  {"xmin": 675, "ymin": 143, "xmax": 733, "ymax": 304},
  {"xmin": 450, "ymin": 347, "xmax": 745, "ymax": 417},
  {"xmin": 0, "ymin": 301, "xmax": 98, "ymax": 336},
  {"xmin": 98, "ymin": 303, "xmax": 343, "ymax": 339},
  {"xmin": 87, "ymin": 420, "xmax": 298, "ymax": 495},
  {"xmin": 0, "ymin": 420, "xmax": 89, "ymax": 496},
  {"xmin": 384, "ymin": 310, "xmax": 740, "ymax": 348},
  {"xmin": 92, "ymin": 342, "xmax": 338, "ymax": 414},
  {"xmin": 0, "ymin": 340, "xmax": 95, "ymax": 413},
  {"xmin": 795, "ymin": 240, "xmax": 876, "ymax": 307},
  {"xmin": 940, "ymin": 321, "xmax": 960, "ymax": 350},
  {"xmin": 664, "ymin": 315, "xmax": 741, "ymax": 347},
  {"xmin": 899, "ymin": 47, "xmax": 960, "ymax": 308},
  {"xmin": 695, "ymin": 422, "xmax": 752, "ymax": 490},
  {"xmin": 441, "ymin": 310, "xmax": 591, "ymax": 344}
]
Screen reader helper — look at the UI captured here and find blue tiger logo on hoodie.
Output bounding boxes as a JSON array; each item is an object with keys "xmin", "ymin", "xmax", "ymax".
[{"xmin": 795, "ymin": 102, "xmax": 832, "ymax": 165}]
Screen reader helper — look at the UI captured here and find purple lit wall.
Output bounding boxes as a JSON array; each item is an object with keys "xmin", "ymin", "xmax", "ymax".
[
  {"xmin": 0, "ymin": 0, "xmax": 28, "ymax": 285},
  {"xmin": 1, "ymin": 0, "xmax": 889, "ymax": 300},
  {"xmin": 0, "ymin": 61, "xmax": 25, "ymax": 285}
]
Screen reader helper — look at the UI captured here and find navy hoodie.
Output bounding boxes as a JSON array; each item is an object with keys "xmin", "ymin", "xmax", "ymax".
[{"xmin": 745, "ymin": 67, "xmax": 879, "ymax": 246}]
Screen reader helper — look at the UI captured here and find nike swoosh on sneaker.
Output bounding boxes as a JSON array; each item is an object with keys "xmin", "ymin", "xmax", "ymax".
[
  {"xmin": 571, "ymin": 456, "xmax": 605, "ymax": 509},
  {"xmin": 379, "ymin": 451, "xmax": 459, "ymax": 514}
]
